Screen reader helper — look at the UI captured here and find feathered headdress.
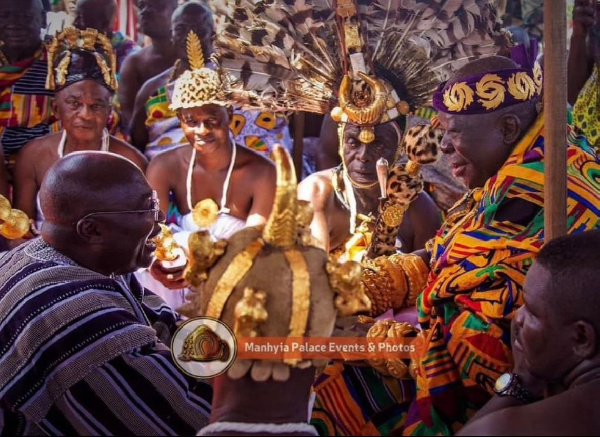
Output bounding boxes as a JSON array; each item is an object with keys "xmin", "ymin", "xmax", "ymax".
[
  {"xmin": 46, "ymin": 27, "xmax": 117, "ymax": 92},
  {"xmin": 214, "ymin": 0, "xmax": 508, "ymax": 142}
]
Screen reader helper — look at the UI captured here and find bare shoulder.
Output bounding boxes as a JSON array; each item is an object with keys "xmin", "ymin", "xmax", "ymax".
[
  {"xmin": 298, "ymin": 168, "xmax": 334, "ymax": 208},
  {"xmin": 18, "ymin": 133, "xmax": 61, "ymax": 159},
  {"xmin": 148, "ymin": 145, "xmax": 189, "ymax": 170},
  {"xmin": 136, "ymin": 69, "xmax": 171, "ymax": 104},
  {"xmin": 408, "ymin": 190, "xmax": 441, "ymax": 216},
  {"xmin": 237, "ymin": 145, "xmax": 275, "ymax": 175}
]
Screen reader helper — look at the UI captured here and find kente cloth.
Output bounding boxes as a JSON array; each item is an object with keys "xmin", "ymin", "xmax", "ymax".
[
  {"xmin": 0, "ymin": 50, "xmax": 61, "ymax": 159},
  {"xmin": 573, "ymin": 63, "xmax": 600, "ymax": 152},
  {"xmin": 0, "ymin": 238, "xmax": 212, "ymax": 435},
  {"xmin": 143, "ymin": 85, "xmax": 292, "ymax": 160},
  {"xmin": 405, "ymin": 114, "xmax": 600, "ymax": 435},
  {"xmin": 311, "ymin": 362, "xmax": 416, "ymax": 436}
]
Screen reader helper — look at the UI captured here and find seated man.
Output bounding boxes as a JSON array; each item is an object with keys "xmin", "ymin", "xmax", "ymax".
[
  {"xmin": 181, "ymin": 146, "xmax": 371, "ymax": 436},
  {"xmin": 14, "ymin": 28, "xmax": 147, "ymax": 234},
  {"xmin": 458, "ymin": 230, "xmax": 600, "ymax": 436},
  {"xmin": 0, "ymin": 152, "xmax": 212, "ymax": 434},
  {"xmin": 0, "ymin": 0, "xmax": 61, "ymax": 170},
  {"xmin": 143, "ymin": 31, "xmax": 276, "ymax": 303},
  {"xmin": 361, "ymin": 55, "xmax": 600, "ymax": 434},
  {"xmin": 118, "ymin": 0, "xmax": 178, "ymax": 130},
  {"xmin": 130, "ymin": 1, "xmax": 292, "ymax": 160}
]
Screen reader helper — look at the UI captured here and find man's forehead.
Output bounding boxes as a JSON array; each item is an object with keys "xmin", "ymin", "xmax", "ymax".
[
  {"xmin": 344, "ymin": 123, "xmax": 399, "ymax": 143},
  {"xmin": 59, "ymin": 84, "xmax": 112, "ymax": 100}
]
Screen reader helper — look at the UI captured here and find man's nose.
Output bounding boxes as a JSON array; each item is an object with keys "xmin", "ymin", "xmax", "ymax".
[
  {"xmin": 356, "ymin": 144, "xmax": 371, "ymax": 161},
  {"xmin": 195, "ymin": 123, "xmax": 210, "ymax": 136},
  {"xmin": 440, "ymin": 134, "xmax": 454, "ymax": 155},
  {"xmin": 157, "ymin": 209, "xmax": 166, "ymax": 224},
  {"xmin": 78, "ymin": 104, "xmax": 94, "ymax": 120}
]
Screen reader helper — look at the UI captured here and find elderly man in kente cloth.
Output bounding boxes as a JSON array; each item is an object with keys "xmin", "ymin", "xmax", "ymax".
[{"xmin": 357, "ymin": 47, "xmax": 599, "ymax": 435}]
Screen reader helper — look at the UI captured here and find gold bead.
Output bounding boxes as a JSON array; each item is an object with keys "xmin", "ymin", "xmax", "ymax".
[
  {"xmin": 359, "ymin": 127, "xmax": 375, "ymax": 144},
  {"xmin": 330, "ymin": 107, "xmax": 344, "ymax": 123},
  {"xmin": 396, "ymin": 101, "xmax": 411, "ymax": 116},
  {"xmin": 405, "ymin": 160, "xmax": 421, "ymax": 176}
]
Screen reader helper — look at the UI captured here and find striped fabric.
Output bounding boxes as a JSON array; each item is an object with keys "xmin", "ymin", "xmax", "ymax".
[
  {"xmin": 406, "ymin": 114, "xmax": 600, "ymax": 435},
  {"xmin": 0, "ymin": 51, "xmax": 60, "ymax": 158},
  {"xmin": 0, "ymin": 239, "xmax": 212, "ymax": 435}
]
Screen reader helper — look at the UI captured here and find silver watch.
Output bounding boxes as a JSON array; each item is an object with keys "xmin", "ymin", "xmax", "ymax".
[{"xmin": 493, "ymin": 373, "xmax": 540, "ymax": 404}]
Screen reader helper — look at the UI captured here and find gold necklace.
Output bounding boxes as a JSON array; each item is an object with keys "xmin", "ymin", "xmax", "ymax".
[{"xmin": 441, "ymin": 188, "xmax": 483, "ymax": 246}]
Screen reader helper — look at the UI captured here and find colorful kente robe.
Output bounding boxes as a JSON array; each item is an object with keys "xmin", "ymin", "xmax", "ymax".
[
  {"xmin": 310, "ymin": 115, "xmax": 600, "ymax": 436},
  {"xmin": 0, "ymin": 50, "xmax": 60, "ymax": 163},
  {"xmin": 405, "ymin": 115, "xmax": 600, "ymax": 435}
]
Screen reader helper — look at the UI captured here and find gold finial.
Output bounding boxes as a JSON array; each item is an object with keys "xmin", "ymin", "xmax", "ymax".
[
  {"xmin": 152, "ymin": 224, "xmax": 182, "ymax": 262},
  {"xmin": 262, "ymin": 145, "xmax": 298, "ymax": 247},
  {"xmin": 187, "ymin": 31, "xmax": 205, "ymax": 70}
]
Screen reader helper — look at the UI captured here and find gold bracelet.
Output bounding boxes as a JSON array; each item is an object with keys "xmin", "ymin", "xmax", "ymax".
[
  {"xmin": 397, "ymin": 254, "xmax": 429, "ymax": 306},
  {"xmin": 361, "ymin": 256, "xmax": 409, "ymax": 316}
]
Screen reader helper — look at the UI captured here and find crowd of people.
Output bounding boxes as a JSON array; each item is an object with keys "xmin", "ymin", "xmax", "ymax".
[{"xmin": 0, "ymin": 0, "xmax": 599, "ymax": 435}]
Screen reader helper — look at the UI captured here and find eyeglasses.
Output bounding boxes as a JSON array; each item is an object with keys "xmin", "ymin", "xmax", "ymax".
[{"xmin": 73, "ymin": 191, "xmax": 162, "ymax": 225}]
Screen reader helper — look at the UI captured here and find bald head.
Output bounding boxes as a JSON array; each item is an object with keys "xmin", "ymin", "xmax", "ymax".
[
  {"xmin": 75, "ymin": 0, "xmax": 117, "ymax": 35},
  {"xmin": 40, "ymin": 152, "xmax": 147, "ymax": 224}
]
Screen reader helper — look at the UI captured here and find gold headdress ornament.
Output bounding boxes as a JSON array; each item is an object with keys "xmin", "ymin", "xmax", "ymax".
[
  {"xmin": 179, "ymin": 146, "xmax": 371, "ymax": 381},
  {"xmin": 0, "ymin": 195, "xmax": 32, "ymax": 240},
  {"xmin": 46, "ymin": 27, "xmax": 117, "ymax": 92},
  {"xmin": 168, "ymin": 31, "xmax": 231, "ymax": 111},
  {"xmin": 214, "ymin": 0, "xmax": 508, "ymax": 137}
]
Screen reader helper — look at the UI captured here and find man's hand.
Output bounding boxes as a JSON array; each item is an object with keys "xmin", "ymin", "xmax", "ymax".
[
  {"xmin": 510, "ymin": 317, "xmax": 546, "ymax": 398},
  {"xmin": 573, "ymin": 0, "xmax": 598, "ymax": 34},
  {"xmin": 149, "ymin": 257, "xmax": 189, "ymax": 290}
]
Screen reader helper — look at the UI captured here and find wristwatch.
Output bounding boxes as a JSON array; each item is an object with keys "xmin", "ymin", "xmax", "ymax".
[{"xmin": 493, "ymin": 373, "xmax": 540, "ymax": 404}]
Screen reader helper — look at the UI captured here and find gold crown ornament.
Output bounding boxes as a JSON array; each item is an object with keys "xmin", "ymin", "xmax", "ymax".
[{"xmin": 46, "ymin": 27, "xmax": 117, "ymax": 92}]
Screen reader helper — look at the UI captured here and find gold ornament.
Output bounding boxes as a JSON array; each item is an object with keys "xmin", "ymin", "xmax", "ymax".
[
  {"xmin": 443, "ymin": 81, "xmax": 475, "ymax": 112},
  {"xmin": 326, "ymin": 259, "xmax": 371, "ymax": 316},
  {"xmin": 234, "ymin": 287, "xmax": 268, "ymax": 338},
  {"xmin": 330, "ymin": 106, "xmax": 344, "ymax": 122},
  {"xmin": 183, "ymin": 230, "xmax": 228, "ymax": 287},
  {"xmin": 153, "ymin": 224, "xmax": 181, "ymax": 261},
  {"xmin": 365, "ymin": 320, "xmax": 418, "ymax": 379},
  {"xmin": 476, "ymin": 74, "xmax": 506, "ymax": 110},
  {"xmin": 533, "ymin": 62, "xmax": 543, "ymax": 94},
  {"xmin": 405, "ymin": 160, "xmax": 421, "ymax": 176},
  {"xmin": 336, "ymin": 0, "xmax": 357, "ymax": 18},
  {"xmin": 508, "ymin": 71, "xmax": 537, "ymax": 101},
  {"xmin": 187, "ymin": 31, "xmax": 205, "ymax": 70},
  {"xmin": 343, "ymin": 21, "xmax": 362, "ymax": 51},
  {"xmin": 0, "ymin": 195, "xmax": 10, "ymax": 222},
  {"xmin": 339, "ymin": 73, "xmax": 388, "ymax": 126},
  {"xmin": 358, "ymin": 127, "xmax": 375, "ymax": 144},
  {"xmin": 262, "ymin": 146, "xmax": 298, "ymax": 247},
  {"xmin": 396, "ymin": 100, "xmax": 411, "ymax": 115},
  {"xmin": 284, "ymin": 249, "xmax": 311, "ymax": 366},
  {"xmin": 192, "ymin": 198, "xmax": 220, "ymax": 228},
  {"xmin": 382, "ymin": 203, "xmax": 406, "ymax": 227},
  {"xmin": 0, "ymin": 209, "xmax": 31, "ymax": 239}
]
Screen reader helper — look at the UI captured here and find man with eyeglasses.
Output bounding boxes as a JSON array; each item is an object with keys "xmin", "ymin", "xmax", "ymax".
[
  {"xmin": 13, "ymin": 27, "xmax": 147, "ymax": 240},
  {"xmin": 0, "ymin": 151, "xmax": 213, "ymax": 435}
]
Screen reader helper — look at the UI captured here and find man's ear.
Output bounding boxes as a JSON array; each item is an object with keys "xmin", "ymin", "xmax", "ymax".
[
  {"xmin": 75, "ymin": 218, "xmax": 104, "ymax": 244},
  {"xmin": 499, "ymin": 113, "xmax": 522, "ymax": 145},
  {"xmin": 571, "ymin": 321, "xmax": 597, "ymax": 360}
]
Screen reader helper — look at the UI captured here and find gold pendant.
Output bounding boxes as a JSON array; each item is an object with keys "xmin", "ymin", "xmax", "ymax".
[
  {"xmin": 192, "ymin": 198, "xmax": 219, "ymax": 227},
  {"xmin": 382, "ymin": 203, "xmax": 406, "ymax": 227}
]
